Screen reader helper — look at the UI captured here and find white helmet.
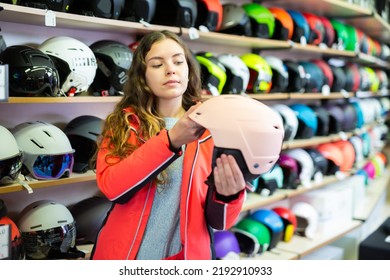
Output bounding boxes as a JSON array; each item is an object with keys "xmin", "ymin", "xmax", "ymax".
[
  {"xmin": 349, "ymin": 136, "xmax": 364, "ymax": 165},
  {"xmin": 189, "ymin": 95, "xmax": 284, "ymax": 182},
  {"xmin": 271, "ymin": 104, "xmax": 298, "ymax": 141},
  {"xmin": 18, "ymin": 200, "xmax": 79, "ymax": 259},
  {"xmin": 39, "ymin": 36, "xmax": 97, "ymax": 96},
  {"xmin": 284, "ymin": 148, "xmax": 315, "ymax": 187},
  {"xmin": 217, "ymin": 53, "xmax": 250, "ymax": 94},
  {"xmin": 291, "ymin": 201, "xmax": 319, "ymax": 239},
  {"xmin": 12, "ymin": 121, "xmax": 74, "ymax": 180},
  {"xmin": 264, "ymin": 55, "xmax": 289, "ymax": 92},
  {"xmin": 0, "ymin": 125, "xmax": 22, "ymax": 184}
]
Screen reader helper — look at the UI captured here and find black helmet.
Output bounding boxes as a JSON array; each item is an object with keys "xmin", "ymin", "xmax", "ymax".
[
  {"xmin": 121, "ymin": 0, "xmax": 156, "ymax": 22},
  {"xmin": 64, "ymin": 115, "xmax": 104, "ymax": 173},
  {"xmin": 151, "ymin": 0, "xmax": 197, "ymax": 28},
  {"xmin": 90, "ymin": 40, "xmax": 133, "ymax": 96},
  {"xmin": 69, "ymin": 0, "xmax": 125, "ymax": 19},
  {"xmin": 0, "ymin": 45, "xmax": 60, "ymax": 97},
  {"xmin": 18, "ymin": 0, "xmax": 73, "ymax": 12},
  {"xmin": 284, "ymin": 60, "xmax": 307, "ymax": 93},
  {"xmin": 70, "ymin": 196, "xmax": 112, "ymax": 245}
]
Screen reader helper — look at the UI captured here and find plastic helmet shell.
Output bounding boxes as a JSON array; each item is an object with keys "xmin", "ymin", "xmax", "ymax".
[{"xmin": 189, "ymin": 95, "xmax": 284, "ymax": 177}]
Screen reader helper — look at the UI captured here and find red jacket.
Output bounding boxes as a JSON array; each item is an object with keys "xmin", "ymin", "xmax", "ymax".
[{"xmin": 91, "ymin": 109, "xmax": 245, "ymax": 260}]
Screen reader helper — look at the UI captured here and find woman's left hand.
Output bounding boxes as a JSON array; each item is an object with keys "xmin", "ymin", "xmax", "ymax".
[{"xmin": 213, "ymin": 154, "xmax": 246, "ymax": 196}]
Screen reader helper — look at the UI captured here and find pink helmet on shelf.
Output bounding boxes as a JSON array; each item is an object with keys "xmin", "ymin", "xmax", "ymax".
[
  {"xmin": 189, "ymin": 95, "xmax": 284, "ymax": 182},
  {"xmin": 362, "ymin": 161, "xmax": 376, "ymax": 179}
]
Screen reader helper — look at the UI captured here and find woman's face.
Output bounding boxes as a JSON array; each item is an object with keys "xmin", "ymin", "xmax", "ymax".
[{"xmin": 145, "ymin": 38, "xmax": 189, "ymax": 101}]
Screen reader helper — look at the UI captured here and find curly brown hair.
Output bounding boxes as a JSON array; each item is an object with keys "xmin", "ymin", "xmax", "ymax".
[{"xmin": 90, "ymin": 30, "xmax": 202, "ymax": 169}]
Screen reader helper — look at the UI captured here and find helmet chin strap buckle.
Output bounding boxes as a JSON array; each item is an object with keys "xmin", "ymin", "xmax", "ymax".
[{"xmin": 67, "ymin": 87, "xmax": 77, "ymax": 97}]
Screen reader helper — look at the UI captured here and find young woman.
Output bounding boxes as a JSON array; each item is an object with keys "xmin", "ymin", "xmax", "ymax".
[{"xmin": 90, "ymin": 30, "xmax": 247, "ymax": 260}]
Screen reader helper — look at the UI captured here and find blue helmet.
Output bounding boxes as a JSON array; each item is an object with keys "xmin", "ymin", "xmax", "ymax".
[
  {"xmin": 249, "ymin": 209, "xmax": 284, "ymax": 250},
  {"xmin": 287, "ymin": 10, "xmax": 310, "ymax": 43},
  {"xmin": 289, "ymin": 103, "xmax": 318, "ymax": 139}
]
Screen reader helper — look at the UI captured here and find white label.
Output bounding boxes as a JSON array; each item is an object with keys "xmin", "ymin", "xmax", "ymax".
[
  {"xmin": 188, "ymin": 27, "xmax": 200, "ymax": 40},
  {"xmin": 0, "ymin": 224, "xmax": 10, "ymax": 259},
  {"xmin": 45, "ymin": 10, "xmax": 56, "ymax": 27},
  {"xmin": 0, "ymin": 65, "xmax": 8, "ymax": 101}
]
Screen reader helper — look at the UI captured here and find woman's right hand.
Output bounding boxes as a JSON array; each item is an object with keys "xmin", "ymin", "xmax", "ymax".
[{"xmin": 168, "ymin": 103, "xmax": 205, "ymax": 149}]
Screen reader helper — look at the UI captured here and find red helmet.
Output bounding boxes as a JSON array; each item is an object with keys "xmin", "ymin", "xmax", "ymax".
[
  {"xmin": 318, "ymin": 16, "xmax": 335, "ymax": 47},
  {"xmin": 272, "ymin": 206, "xmax": 297, "ymax": 242},
  {"xmin": 302, "ymin": 12, "xmax": 325, "ymax": 45},
  {"xmin": 195, "ymin": 0, "xmax": 223, "ymax": 31}
]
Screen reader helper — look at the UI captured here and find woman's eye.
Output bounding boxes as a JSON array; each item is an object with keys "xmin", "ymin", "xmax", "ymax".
[
  {"xmin": 175, "ymin": 61, "xmax": 184, "ymax": 65},
  {"xmin": 152, "ymin": 64, "xmax": 163, "ymax": 68}
]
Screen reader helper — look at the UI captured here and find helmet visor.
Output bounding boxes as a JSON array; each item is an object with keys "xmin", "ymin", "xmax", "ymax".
[
  {"xmin": 22, "ymin": 222, "xmax": 76, "ymax": 260},
  {"xmin": 30, "ymin": 153, "xmax": 74, "ymax": 180},
  {"xmin": 0, "ymin": 153, "xmax": 22, "ymax": 184},
  {"xmin": 10, "ymin": 66, "xmax": 59, "ymax": 96}
]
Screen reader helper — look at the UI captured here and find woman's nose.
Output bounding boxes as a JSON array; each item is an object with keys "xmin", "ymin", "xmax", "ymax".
[{"xmin": 166, "ymin": 64, "xmax": 176, "ymax": 75}]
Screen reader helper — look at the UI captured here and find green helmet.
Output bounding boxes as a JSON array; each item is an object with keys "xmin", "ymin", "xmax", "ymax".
[
  {"xmin": 231, "ymin": 217, "xmax": 271, "ymax": 256},
  {"xmin": 196, "ymin": 52, "xmax": 227, "ymax": 95},
  {"xmin": 240, "ymin": 53, "xmax": 273, "ymax": 93},
  {"xmin": 365, "ymin": 66, "xmax": 379, "ymax": 92},
  {"xmin": 344, "ymin": 24, "xmax": 358, "ymax": 52},
  {"xmin": 242, "ymin": 3, "xmax": 275, "ymax": 39},
  {"xmin": 330, "ymin": 19, "xmax": 349, "ymax": 50}
]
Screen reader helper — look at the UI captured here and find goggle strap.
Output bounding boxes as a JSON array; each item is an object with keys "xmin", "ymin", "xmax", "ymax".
[{"xmin": 16, "ymin": 174, "xmax": 33, "ymax": 194}]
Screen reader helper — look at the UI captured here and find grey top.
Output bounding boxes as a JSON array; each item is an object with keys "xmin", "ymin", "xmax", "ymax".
[{"xmin": 136, "ymin": 117, "xmax": 183, "ymax": 259}]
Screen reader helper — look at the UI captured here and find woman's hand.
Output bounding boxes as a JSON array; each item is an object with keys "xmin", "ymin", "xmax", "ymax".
[
  {"xmin": 213, "ymin": 154, "xmax": 246, "ymax": 196},
  {"xmin": 168, "ymin": 103, "xmax": 205, "ymax": 149}
]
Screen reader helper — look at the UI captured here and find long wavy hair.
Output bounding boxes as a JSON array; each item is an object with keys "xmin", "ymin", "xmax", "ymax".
[{"xmin": 90, "ymin": 30, "xmax": 202, "ymax": 169}]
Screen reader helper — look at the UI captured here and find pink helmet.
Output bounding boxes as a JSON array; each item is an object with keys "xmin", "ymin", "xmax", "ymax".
[
  {"xmin": 362, "ymin": 161, "xmax": 376, "ymax": 179},
  {"xmin": 189, "ymin": 95, "xmax": 284, "ymax": 181}
]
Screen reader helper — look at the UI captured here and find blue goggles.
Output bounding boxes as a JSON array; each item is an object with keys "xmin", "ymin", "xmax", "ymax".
[
  {"xmin": 25, "ymin": 153, "xmax": 74, "ymax": 180},
  {"xmin": 0, "ymin": 153, "xmax": 23, "ymax": 184}
]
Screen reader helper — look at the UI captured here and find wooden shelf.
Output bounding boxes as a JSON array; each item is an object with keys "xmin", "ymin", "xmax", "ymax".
[
  {"xmin": 289, "ymin": 92, "xmax": 353, "ymax": 99},
  {"xmin": 240, "ymin": 248, "xmax": 299, "ymax": 260},
  {"xmin": 353, "ymin": 169, "xmax": 390, "ymax": 221},
  {"xmin": 275, "ymin": 220, "xmax": 362, "ymax": 258},
  {"xmin": 242, "ymin": 174, "xmax": 348, "ymax": 212},
  {"xmin": 0, "ymin": 171, "xmax": 96, "ymax": 194},
  {"xmin": 1, "ymin": 96, "xmax": 122, "ymax": 104}
]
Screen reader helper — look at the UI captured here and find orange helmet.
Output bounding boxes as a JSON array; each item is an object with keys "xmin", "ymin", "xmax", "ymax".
[
  {"xmin": 268, "ymin": 7, "xmax": 294, "ymax": 41},
  {"xmin": 332, "ymin": 140, "xmax": 356, "ymax": 172},
  {"xmin": 317, "ymin": 142, "xmax": 343, "ymax": 175}
]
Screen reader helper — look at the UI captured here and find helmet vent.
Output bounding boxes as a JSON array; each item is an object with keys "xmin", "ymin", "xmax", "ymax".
[
  {"xmin": 57, "ymin": 219, "xmax": 68, "ymax": 224},
  {"xmin": 30, "ymin": 139, "xmax": 44, "ymax": 149},
  {"xmin": 43, "ymin": 130, "xmax": 52, "ymax": 138},
  {"xmin": 30, "ymin": 224, "xmax": 43, "ymax": 230}
]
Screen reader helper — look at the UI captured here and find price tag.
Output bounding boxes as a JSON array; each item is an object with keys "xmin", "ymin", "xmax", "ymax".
[
  {"xmin": 45, "ymin": 10, "xmax": 56, "ymax": 27},
  {"xmin": 313, "ymin": 171, "xmax": 324, "ymax": 184},
  {"xmin": 198, "ymin": 25, "xmax": 210, "ymax": 33},
  {"xmin": 0, "ymin": 64, "xmax": 8, "ymax": 102},
  {"xmin": 299, "ymin": 36, "xmax": 307, "ymax": 46},
  {"xmin": 321, "ymin": 84, "xmax": 330, "ymax": 96},
  {"xmin": 188, "ymin": 27, "xmax": 199, "ymax": 40},
  {"xmin": 338, "ymin": 131, "xmax": 348, "ymax": 140},
  {"xmin": 0, "ymin": 224, "xmax": 11, "ymax": 260}
]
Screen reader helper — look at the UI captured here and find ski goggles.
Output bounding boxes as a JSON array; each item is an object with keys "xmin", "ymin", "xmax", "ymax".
[
  {"xmin": 0, "ymin": 153, "xmax": 23, "ymax": 184},
  {"xmin": 9, "ymin": 66, "xmax": 60, "ymax": 97},
  {"xmin": 23, "ymin": 152, "xmax": 74, "ymax": 180}
]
